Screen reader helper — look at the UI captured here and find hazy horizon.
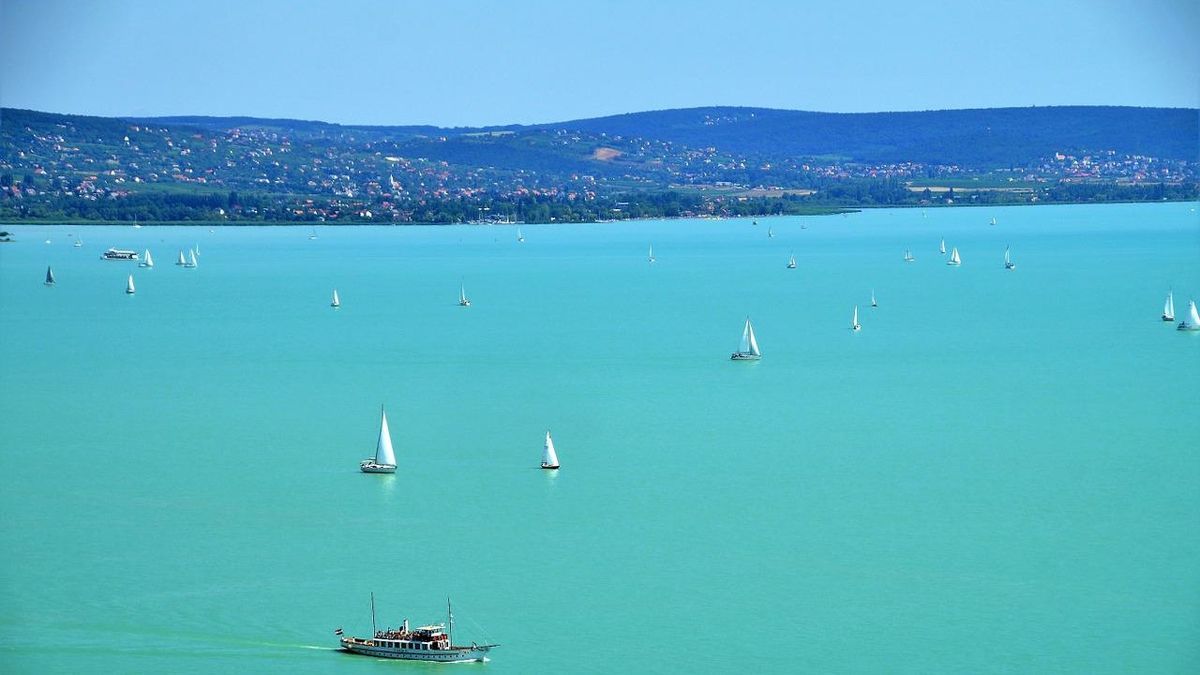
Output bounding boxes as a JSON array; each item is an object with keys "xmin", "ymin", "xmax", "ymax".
[
  {"xmin": 5, "ymin": 102, "xmax": 1198, "ymax": 131},
  {"xmin": 2, "ymin": 0, "xmax": 1197, "ymax": 127}
]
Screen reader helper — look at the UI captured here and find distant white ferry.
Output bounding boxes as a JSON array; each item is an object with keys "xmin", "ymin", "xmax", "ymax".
[
  {"xmin": 102, "ymin": 248, "xmax": 138, "ymax": 261},
  {"xmin": 337, "ymin": 597, "xmax": 497, "ymax": 663}
]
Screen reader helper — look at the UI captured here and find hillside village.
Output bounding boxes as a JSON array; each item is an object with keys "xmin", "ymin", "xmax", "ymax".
[{"xmin": 1, "ymin": 107, "xmax": 1195, "ymax": 223}]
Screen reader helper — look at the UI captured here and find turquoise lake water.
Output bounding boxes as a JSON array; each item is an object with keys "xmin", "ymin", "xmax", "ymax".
[{"xmin": 1, "ymin": 202, "xmax": 1198, "ymax": 673}]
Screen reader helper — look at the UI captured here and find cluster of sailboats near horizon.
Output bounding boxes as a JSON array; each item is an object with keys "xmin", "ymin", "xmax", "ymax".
[
  {"xmin": 359, "ymin": 406, "xmax": 559, "ymax": 474},
  {"xmin": 40, "ymin": 244, "xmax": 201, "ymax": 296}
]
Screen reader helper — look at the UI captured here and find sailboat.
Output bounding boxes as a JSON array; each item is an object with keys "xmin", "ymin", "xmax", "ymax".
[
  {"xmin": 1004, "ymin": 246, "xmax": 1016, "ymax": 270},
  {"xmin": 990, "ymin": 217, "xmax": 997, "ymax": 226},
  {"xmin": 648, "ymin": 244, "xmax": 656, "ymax": 264},
  {"xmin": 851, "ymin": 305, "xmax": 861, "ymax": 331},
  {"xmin": 871, "ymin": 289, "xmax": 877, "ymax": 308},
  {"xmin": 1178, "ymin": 300, "xmax": 1200, "ymax": 332},
  {"xmin": 458, "ymin": 282, "xmax": 471, "ymax": 307},
  {"xmin": 947, "ymin": 247, "xmax": 961, "ymax": 266},
  {"xmin": 541, "ymin": 430, "xmax": 560, "ymax": 470},
  {"xmin": 73, "ymin": 237, "xmax": 82, "ymax": 248},
  {"xmin": 187, "ymin": 249, "xmax": 199, "ymax": 268},
  {"xmin": 125, "ymin": 274, "xmax": 136, "ymax": 295},
  {"xmin": 516, "ymin": 227, "xmax": 525, "ymax": 243},
  {"xmin": 331, "ymin": 289, "xmax": 341, "ymax": 308},
  {"xmin": 939, "ymin": 238, "xmax": 946, "ymax": 255},
  {"xmin": 360, "ymin": 406, "xmax": 397, "ymax": 473},
  {"xmin": 768, "ymin": 226, "xmax": 775, "ymax": 239},
  {"xmin": 787, "ymin": 253, "xmax": 797, "ymax": 269},
  {"xmin": 139, "ymin": 249, "xmax": 154, "ymax": 268},
  {"xmin": 175, "ymin": 250, "xmax": 188, "ymax": 266},
  {"xmin": 903, "ymin": 249, "xmax": 915, "ymax": 262},
  {"xmin": 44, "ymin": 266, "xmax": 55, "ymax": 286},
  {"xmin": 730, "ymin": 317, "xmax": 762, "ymax": 360},
  {"xmin": 309, "ymin": 227, "xmax": 318, "ymax": 240},
  {"xmin": 132, "ymin": 219, "xmax": 141, "ymax": 229},
  {"xmin": 1163, "ymin": 290, "xmax": 1176, "ymax": 322}
]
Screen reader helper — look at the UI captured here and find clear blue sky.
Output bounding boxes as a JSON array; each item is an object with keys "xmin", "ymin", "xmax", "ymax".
[{"xmin": 1, "ymin": 0, "xmax": 1197, "ymax": 126}]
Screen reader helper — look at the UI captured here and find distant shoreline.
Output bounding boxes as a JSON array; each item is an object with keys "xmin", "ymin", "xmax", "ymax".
[{"xmin": 3, "ymin": 198, "xmax": 1196, "ymax": 228}]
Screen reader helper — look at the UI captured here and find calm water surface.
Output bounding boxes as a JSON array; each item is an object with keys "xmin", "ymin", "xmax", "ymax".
[{"xmin": 1, "ymin": 203, "xmax": 1198, "ymax": 673}]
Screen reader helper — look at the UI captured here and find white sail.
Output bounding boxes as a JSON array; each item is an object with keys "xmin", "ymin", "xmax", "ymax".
[
  {"xmin": 517, "ymin": 227, "xmax": 525, "ymax": 242},
  {"xmin": 851, "ymin": 305, "xmax": 860, "ymax": 330},
  {"xmin": 176, "ymin": 250, "xmax": 187, "ymax": 265},
  {"xmin": 542, "ymin": 431, "xmax": 559, "ymax": 468},
  {"xmin": 648, "ymin": 244, "xmax": 655, "ymax": 263},
  {"xmin": 459, "ymin": 282, "xmax": 470, "ymax": 306},
  {"xmin": 768, "ymin": 226, "xmax": 774, "ymax": 238},
  {"xmin": 126, "ymin": 274, "xmax": 135, "ymax": 294},
  {"xmin": 1004, "ymin": 246, "xmax": 1011, "ymax": 265},
  {"xmin": 1164, "ymin": 291, "xmax": 1175, "ymax": 320},
  {"xmin": 375, "ymin": 408, "xmax": 396, "ymax": 466},
  {"xmin": 1188, "ymin": 300, "xmax": 1200, "ymax": 327},
  {"xmin": 331, "ymin": 289, "xmax": 340, "ymax": 307},
  {"xmin": 948, "ymin": 247, "xmax": 961, "ymax": 265},
  {"xmin": 736, "ymin": 318, "xmax": 761, "ymax": 356},
  {"xmin": 939, "ymin": 238, "xmax": 946, "ymax": 254},
  {"xmin": 189, "ymin": 249, "xmax": 199, "ymax": 267},
  {"xmin": 871, "ymin": 289, "xmax": 877, "ymax": 307},
  {"xmin": 787, "ymin": 253, "xmax": 797, "ymax": 268},
  {"xmin": 140, "ymin": 249, "xmax": 154, "ymax": 268}
]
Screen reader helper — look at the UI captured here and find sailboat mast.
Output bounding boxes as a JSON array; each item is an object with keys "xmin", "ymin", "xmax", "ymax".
[
  {"xmin": 447, "ymin": 597, "xmax": 453, "ymax": 647},
  {"xmin": 371, "ymin": 592, "xmax": 377, "ymax": 637}
]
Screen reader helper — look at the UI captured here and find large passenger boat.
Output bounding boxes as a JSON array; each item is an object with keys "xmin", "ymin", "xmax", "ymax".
[
  {"xmin": 337, "ymin": 597, "xmax": 497, "ymax": 662},
  {"xmin": 101, "ymin": 248, "xmax": 138, "ymax": 260}
]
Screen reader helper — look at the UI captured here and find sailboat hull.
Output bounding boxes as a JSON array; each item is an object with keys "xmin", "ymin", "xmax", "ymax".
[
  {"xmin": 360, "ymin": 461, "xmax": 396, "ymax": 474},
  {"xmin": 1162, "ymin": 315, "xmax": 1175, "ymax": 321},
  {"xmin": 730, "ymin": 353, "xmax": 761, "ymax": 361},
  {"xmin": 541, "ymin": 463, "xmax": 559, "ymax": 470},
  {"xmin": 1178, "ymin": 323, "xmax": 1200, "ymax": 332}
]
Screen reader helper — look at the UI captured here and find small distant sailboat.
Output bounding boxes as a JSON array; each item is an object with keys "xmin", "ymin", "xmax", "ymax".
[
  {"xmin": 516, "ymin": 227, "xmax": 525, "ymax": 243},
  {"xmin": 947, "ymin": 247, "xmax": 961, "ymax": 266},
  {"xmin": 851, "ymin": 305, "xmax": 861, "ymax": 331},
  {"xmin": 1004, "ymin": 246, "xmax": 1016, "ymax": 270},
  {"xmin": 939, "ymin": 238, "xmax": 946, "ymax": 255},
  {"xmin": 648, "ymin": 244, "xmax": 656, "ymax": 264},
  {"xmin": 175, "ymin": 250, "xmax": 187, "ymax": 266},
  {"xmin": 331, "ymin": 289, "xmax": 341, "ymax": 308},
  {"xmin": 1178, "ymin": 300, "xmax": 1200, "ymax": 332},
  {"xmin": 44, "ymin": 266, "xmax": 55, "ymax": 286},
  {"xmin": 188, "ymin": 249, "xmax": 199, "ymax": 268},
  {"xmin": 73, "ymin": 237, "xmax": 82, "ymax": 248},
  {"xmin": 360, "ymin": 406, "xmax": 397, "ymax": 473},
  {"xmin": 308, "ymin": 227, "xmax": 318, "ymax": 240},
  {"xmin": 192, "ymin": 244, "xmax": 200, "ymax": 257},
  {"xmin": 903, "ymin": 249, "xmax": 915, "ymax": 262},
  {"xmin": 125, "ymin": 274, "xmax": 135, "ymax": 295},
  {"xmin": 139, "ymin": 249, "xmax": 154, "ymax": 268},
  {"xmin": 1162, "ymin": 290, "xmax": 1175, "ymax": 322},
  {"xmin": 768, "ymin": 226, "xmax": 775, "ymax": 238},
  {"xmin": 730, "ymin": 317, "xmax": 762, "ymax": 360},
  {"xmin": 458, "ymin": 282, "xmax": 470, "ymax": 307},
  {"xmin": 132, "ymin": 219, "xmax": 141, "ymax": 229},
  {"xmin": 990, "ymin": 216, "xmax": 997, "ymax": 226},
  {"xmin": 787, "ymin": 253, "xmax": 797, "ymax": 269},
  {"xmin": 871, "ymin": 289, "xmax": 877, "ymax": 308},
  {"xmin": 541, "ymin": 430, "xmax": 560, "ymax": 470}
]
